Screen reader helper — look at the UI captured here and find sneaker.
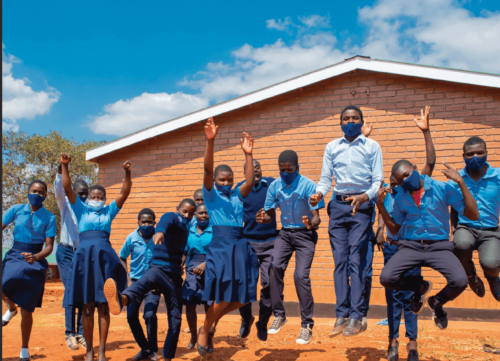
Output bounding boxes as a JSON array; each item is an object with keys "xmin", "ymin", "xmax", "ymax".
[
  {"xmin": 2, "ymin": 306, "xmax": 18, "ymax": 327},
  {"xmin": 132, "ymin": 349, "xmax": 150, "ymax": 361},
  {"xmin": 76, "ymin": 335, "xmax": 87, "ymax": 349},
  {"xmin": 150, "ymin": 351, "xmax": 161, "ymax": 361},
  {"xmin": 65, "ymin": 335, "xmax": 79, "ymax": 350},
  {"xmin": 239, "ymin": 315, "xmax": 255, "ymax": 338},
  {"xmin": 343, "ymin": 318, "xmax": 363, "ymax": 337},
  {"xmin": 104, "ymin": 278, "xmax": 123, "ymax": 315},
  {"xmin": 296, "ymin": 325, "xmax": 313, "ymax": 345},
  {"xmin": 329, "ymin": 317, "xmax": 349, "ymax": 337},
  {"xmin": 426, "ymin": 296, "xmax": 448, "ymax": 330},
  {"xmin": 256, "ymin": 321, "xmax": 268, "ymax": 342},
  {"xmin": 468, "ymin": 270, "xmax": 485, "ymax": 298},
  {"xmin": 268, "ymin": 316, "xmax": 287, "ymax": 335},
  {"xmin": 361, "ymin": 316, "xmax": 368, "ymax": 332},
  {"xmin": 410, "ymin": 280, "xmax": 433, "ymax": 314},
  {"xmin": 486, "ymin": 276, "xmax": 500, "ymax": 302}
]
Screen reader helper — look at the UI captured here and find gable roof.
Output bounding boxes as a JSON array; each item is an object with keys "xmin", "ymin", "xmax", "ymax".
[{"xmin": 86, "ymin": 56, "xmax": 500, "ymax": 162}]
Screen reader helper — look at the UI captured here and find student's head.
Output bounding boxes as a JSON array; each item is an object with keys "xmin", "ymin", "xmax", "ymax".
[
  {"xmin": 195, "ymin": 202, "xmax": 209, "ymax": 222},
  {"xmin": 178, "ymin": 198, "xmax": 196, "ymax": 219},
  {"xmin": 88, "ymin": 185, "xmax": 106, "ymax": 201},
  {"xmin": 278, "ymin": 150, "xmax": 299, "ymax": 174},
  {"xmin": 463, "ymin": 136, "xmax": 487, "ymax": 162},
  {"xmin": 391, "ymin": 160, "xmax": 420, "ymax": 187},
  {"xmin": 244, "ymin": 160, "xmax": 262, "ymax": 184},
  {"xmin": 28, "ymin": 180, "xmax": 48, "ymax": 197},
  {"xmin": 340, "ymin": 105, "xmax": 364, "ymax": 126},
  {"xmin": 214, "ymin": 164, "xmax": 234, "ymax": 187},
  {"xmin": 73, "ymin": 179, "xmax": 89, "ymax": 200},
  {"xmin": 193, "ymin": 189, "xmax": 204, "ymax": 204},
  {"xmin": 137, "ymin": 208, "xmax": 156, "ymax": 227}
]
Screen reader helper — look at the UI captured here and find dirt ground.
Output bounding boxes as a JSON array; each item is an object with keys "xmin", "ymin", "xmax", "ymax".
[{"xmin": 2, "ymin": 282, "xmax": 499, "ymax": 361}]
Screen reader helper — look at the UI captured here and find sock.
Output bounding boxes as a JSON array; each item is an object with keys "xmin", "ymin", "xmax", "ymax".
[
  {"xmin": 2, "ymin": 308, "xmax": 17, "ymax": 322},
  {"xmin": 20, "ymin": 348, "xmax": 30, "ymax": 358}
]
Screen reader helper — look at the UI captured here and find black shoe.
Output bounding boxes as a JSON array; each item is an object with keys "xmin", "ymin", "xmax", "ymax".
[
  {"xmin": 239, "ymin": 315, "xmax": 255, "ymax": 338},
  {"xmin": 486, "ymin": 276, "xmax": 500, "ymax": 302},
  {"xmin": 343, "ymin": 318, "xmax": 363, "ymax": 337},
  {"xmin": 132, "ymin": 349, "xmax": 150, "ymax": 361},
  {"xmin": 410, "ymin": 280, "xmax": 433, "ymax": 314},
  {"xmin": 407, "ymin": 344, "xmax": 419, "ymax": 361},
  {"xmin": 426, "ymin": 296, "xmax": 448, "ymax": 330},
  {"xmin": 256, "ymin": 321, "xmax": 268, "ymax": 342},
  {"xmin": 20, "ymin": 358, "xmax": 30, "ymax": 361},
  {"xmin": 329, "ymin": 317, "xmax": 349, "ymax": 337},
  {"xmin": 468, "ymin": 270, "xmax": 486, "ymax": 298},
  {"xmin": 387, "ymin": 341, "xmax": 399, "ymax": 361}
]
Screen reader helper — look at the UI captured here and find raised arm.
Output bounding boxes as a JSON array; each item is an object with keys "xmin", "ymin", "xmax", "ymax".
[
  {"xmin": 414, "ymin": 106, "xmax": 436, "ymax": 177},
  {"xmin": 203, "ymin": 117, "xmax": 218, "ymax": 192},
  {"xmin": 54, "ymin": 163, "xmax": 67, "ymax": 209},
  {"xmin": 441, "ymin": 163, "xmax": 479, "ymax": 221},
  {"xmin": 115, "ymin": 160, "xmax": 132, "ymax": 209},
  {"xmin": 376, "ymin": 185, "xmax": 402, "ymax": 236},
  {"xmin": 60, "ymin": 153, "xmax": 77, "ymax": 204},
  {"xmin": 238, "ymin": 132, "xmax": 255, "ymax": 198}
]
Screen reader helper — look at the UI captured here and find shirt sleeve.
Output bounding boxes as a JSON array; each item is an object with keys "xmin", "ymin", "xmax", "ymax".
[
  {"xmin": 316, "ymin": 143, "xmax": 334, "ymax": 197},
  {"xmin": 203, "ymin": 184, "xmax": 217, "ymax": 205},
  {"xmin": 445, "ymin": 183, "xmax": 466, "ymax": 215},
  {"xmin": 119, "ymin": 236, "xmax": 132, "ymax": 259},
  {"xmin": 234, "ymin": 187, "xmax": 245, "ymax": 202},
  {"xmin": 2, "ymin": 205, "xmax": 18, "ymax": 226},
  {"xmin": 365, "ymin": 142, "xmax": 383, "ymax": 200},
  {"xmin": 107, "ymin": 200, "xmax": 121, "ymax": 221},
  {"xmin": 306, "ymin": 180, "xmax": 325, "ymax": 211},
  {"xmin": 54, "ymin": 174, "xmax": 68, "ymax": 212},
  {"xmin": 391, "ymin": 195, "xmax": 406, "ymax": 226},
  {"xmin": 45, "ymin": 213, "xmax": 57, "ymax": 238},
  {"xmin": 69, "ymin": 195, "xmax": 85, "ymax": 221},
  {"xmin": 263, "ymin": 183, "xmax": 279, "ymax": 211},
  {"xmin": 156, "ymin": 213, "xmax": 175, "ymax": 234}
]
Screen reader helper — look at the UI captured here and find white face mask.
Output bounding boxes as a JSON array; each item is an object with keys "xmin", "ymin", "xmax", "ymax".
[{"xmin": 87, "ymin": 200, "xmax": 105, "ymax": 212}]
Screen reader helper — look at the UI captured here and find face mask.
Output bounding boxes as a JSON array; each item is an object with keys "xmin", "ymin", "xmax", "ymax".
[
  {"xmin": 390, "ymin": 186, "xmax": 400, "ymax": 197},
  {"xmin": 28, "ymin": 193, "xmax": 46, "ymax": 207},
  {"xmin": 341, "ymin": 123, "xmax": 363, "ymax": 137},
  {"xmin": 401, "ymin": 170, "xmax": 421, "ymax": 192},
  {"xmin": 197, "ymin": 219, "xmax": 210, "ymax": 229},
  {"xmin": 280, "ymin": 170, "xmax": 298, "ymax": 185},
  {"xmin": 215, "ymin": 183, "xmax": 232, "ymax": 197},
  {"xmin": 79, "ymin": 196, "xmax": 88, "ymax": 203},
  {"xmin": 87, "ymin": 200, "xmax": 105, "ymax": 212},
  {"xmin": 177, "ymin": 213, "xmax": 191, "ymax": 227},
  {"xmin": 464, "ymin": 155, "xmax": 487, "ymax": 170},
  {"xmin": 139, "ymin": 225, "xmax": 155, "ymax": 238}
]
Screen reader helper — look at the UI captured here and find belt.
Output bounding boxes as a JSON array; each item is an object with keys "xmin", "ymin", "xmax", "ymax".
[
  {"xmin": 245, "ymin": 232, "xmax": 278, "ymax": 240},
  {"xmin": 59, "ymin": 242, "xmax": 77, "ymax": 251},
  {"xmin": 416, "ymin": 240, "xmax": 443, "ymax": 245},
  {"xmin": 282, "ymin": 227, "xmax": 310, "ymax": 233},
  {"xmin": 335, "ymin": 193, "xmax": 364, "ymax": 202}
]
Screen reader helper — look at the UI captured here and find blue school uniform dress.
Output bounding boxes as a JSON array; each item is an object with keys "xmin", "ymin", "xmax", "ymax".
[
  {"xmin": 182, "ymin": 222, "xmax": 213, "ymax": 304},
  {"xmin": 63, "ymin": 197, "xmax": 127, "ymax": 307},
  {"xmin": 202, "ymin": 185, "xmax": 259, "ymax": 305},
  {"xmin": 2, "ymin": 204, "xmax": 56, "ymax": 312}
]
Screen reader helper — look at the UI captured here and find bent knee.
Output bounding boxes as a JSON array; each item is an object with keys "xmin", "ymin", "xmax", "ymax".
[
  {"xmin": 451, "ymin": 275, "xmax": 468, "ymax": 291},
  {"xmin": 480, "ymin": 257, "xmax": 500, "ymax": 277},
  {"xmin": 453, "ymin": 230, "xmax": 475, "ymax": 250},
  {"xmin": 143, "ymin": 311, "xmax": 157, "ymax": 322}
]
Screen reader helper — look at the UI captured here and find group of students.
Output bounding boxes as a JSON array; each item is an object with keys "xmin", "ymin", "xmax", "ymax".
[{"xmin": 2, "ymin": 105, "xmax": 499, "ymax": 361}]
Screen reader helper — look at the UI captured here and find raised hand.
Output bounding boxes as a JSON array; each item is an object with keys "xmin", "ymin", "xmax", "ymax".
[
  {"xmin": 256, "ymin": 208, "xmax": 266, "ymax": 224},
  {"xmin": 309, "ymin": 192, "xmax": 323, "ymax": 207},
  {"xmin": 122, "ymin": 160, "xmax": 132, "ymax": 172},
  {"xmin": 204, "ymin": 117, "xmax": 218, "ymax": 140},
  {"xmin": 376, "ymin": 182, "xmax": 392, "ymax": 205},
  {"xmin": 414, "ymin": 105, "xmax": 431, "ymax": 132},
  {"xmin": 240, "ymin": 132, "xmax": 254, "ymax": 154},
  {"xmin": 344, "ymin": 193, "xmax": 369, "ymax": 216},
  {"xmin": 60, "ymin": 153, "xmax": 71, "ymax": 164},
  {"xmin": 153, "ymin": 232, "xmax": 164, "ymax": 245},
  {"xmin": 440, "ymin": 162, "xmax": 463, "ymax": 183},
  {"xmin": 362, "ymin": 121, "xmax": 373, "ymax": 137}
]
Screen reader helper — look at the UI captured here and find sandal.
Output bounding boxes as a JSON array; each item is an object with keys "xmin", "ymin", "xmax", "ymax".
[{"xmin": 196, "ymin": 327, "xmax": 208, "ymax": 356}]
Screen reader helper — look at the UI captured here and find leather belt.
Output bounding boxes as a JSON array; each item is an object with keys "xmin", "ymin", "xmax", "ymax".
[{"xmin": 335, "ymin": 193, "xmax": 364, "ymax": 202}]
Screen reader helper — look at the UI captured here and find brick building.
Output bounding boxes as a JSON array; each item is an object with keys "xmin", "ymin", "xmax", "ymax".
[{"xmin": 87, "ymin": 56, "xmax": 500, "ymax": 319}]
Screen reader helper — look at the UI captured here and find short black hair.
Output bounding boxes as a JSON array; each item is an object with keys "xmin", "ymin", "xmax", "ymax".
[
  {"xmin": 196, "ymin": 202, "xmax": 206, "ymax": 211},
  {"xmin": 340, "ymin": 105, "xmax": 364, "ymax": 124},
  {"xmin": 193, "ymin": 188, "xmax": 203, "ymax": 197},
  {"xmin": 179, "ymin": 198, "xmax": 196, "ymax": 209},
  {"xmin": 243, "ymin": 159, "xmax": 260, "ymax": 171},
  {"xmin": 29, "ymin": 179, "xmax": 47, "ymax": 192},
  {"xmin": 214, "ymin": 164, "xmax": 233, "ymax": 178},
  {"xmin": 278, "ymin": 150, "xmax": 299, "ymax": 167},
  {"xmin": 89, "ymin": 184, "xmax": 106, "ymax": 197},
  {"xmin": 73, "ymin": 179, "xmax": 88, "ymax": 191},
  {"xmin": 463, "ymin": 136, "xmax": 487, "ymax": 153},
  {"xmin": 391, "ymin": 160, "xmax": 413, "ymax": 175},
  {"xmin": 138, "ymin": 208, "xmax": 156, "ymax": 221}
]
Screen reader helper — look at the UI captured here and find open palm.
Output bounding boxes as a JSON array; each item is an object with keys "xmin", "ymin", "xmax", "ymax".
[
  {"xmin": 204, "ymin": 117, "xmax": 218, "ymax": 140},
  {"xmin": 362, "ymin": 122, "xmax": 373, "ymax": 137},
  {"xmin": 414, "ymin": 105, "xmax": 431, "ymax": 131},
  {"xmin": 240, "ymin": 132, "xmax": 254, "ymax": 154}
]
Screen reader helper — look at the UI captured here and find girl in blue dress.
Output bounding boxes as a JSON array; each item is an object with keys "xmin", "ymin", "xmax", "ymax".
[
  {"xmin": 182, "ymin": 203, "xmax": 213, "ymax": 350},
  {"xmin": 2, "ymin": 180, "xmax": 56, "ymax": 361},
  {"xmin": 196, "ymin": 117, "xmax": 259, "ymax": 355},
  {"xmin": 59, "ymin": 153, "xmax": 131, "ymax": 361}
]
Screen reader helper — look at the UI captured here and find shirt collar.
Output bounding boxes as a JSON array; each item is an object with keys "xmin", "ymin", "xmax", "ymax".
[
  {"xmin": 190, "ymin": 223, "xmax": 212, "ymax": 234},
  {"xmin": 135, "ymin": 228, "xmax": 152, "ymax": 243},
  {"xmin": 254, "ymin": 178, "xmax": 268, "ymax": 191},
  {"xmin": 460, "ymin": 163, "xmax": 494, "ymax": 180},
  {"xmin": 24, "ymin": 203, "xmax": 44, "ymax": 214},
  {"xmin": 341, "ymin": 133, "xmax": 367, "ymax": 144}
]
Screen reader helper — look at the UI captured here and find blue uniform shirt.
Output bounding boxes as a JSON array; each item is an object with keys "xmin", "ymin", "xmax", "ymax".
[
  {"xmin": 185, "ymin": 223, "xmax": 213, "ymax": 256},
  {"xmin": 54, "ymin": 174, "xmax": 80, "ymax": 247},
  {"xmin": 383, "ymin": 192, "xmax": 405, "ymax": 241},
  {"xmin": 119, "ymin": 229, "xmax": 155, "ymax": 280},
  {"xmin": 236, "ymin": 177, "xmax": 277, "ymax": 238},
  {"xmin": 264, "ymin": 173, "xmax": 325, "ymax": 229},
  {"xmin": 3, "ymin": 204, "xmax": 57, "ymax": 244},
  {"xmin": 449, "ymin": 164, "xmax": 500, "ymax": 229},
  {"xmin": 392, "ymin": 175, "xmax": 466, "ymax": 241},
  {"xmin": 203, "ymin": 185, "xmax": 245, "ymax": 227},
  {"xmin": 70, "ymin": 197, "xmax": 121, "ymax": 234}
]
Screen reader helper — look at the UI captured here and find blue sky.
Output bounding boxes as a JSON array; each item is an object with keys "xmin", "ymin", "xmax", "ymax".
[{"xmin": 3, "ymin": 0, "xmax": 500, "ymax": 143}]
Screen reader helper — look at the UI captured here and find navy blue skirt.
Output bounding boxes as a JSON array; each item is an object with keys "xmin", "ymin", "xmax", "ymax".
[
  {"xmin": 63, "ymin": 230, "xmax": 127, "ymax": 307},
  {"xmin": 182, "ymin": 254, "xmax": 208, "ymax": 305},
  {"xmin": 2, "ymin": 242, "xmax": 47, "ymax": 312},
  {"xmin": 202, "ymin": 226, "xmax": 259, "ymax": 304}
]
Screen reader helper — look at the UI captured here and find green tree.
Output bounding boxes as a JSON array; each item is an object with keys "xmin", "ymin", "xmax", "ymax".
[{"xmin": 2, "ymin": 131, "xmax": 105, "ymax": 246}]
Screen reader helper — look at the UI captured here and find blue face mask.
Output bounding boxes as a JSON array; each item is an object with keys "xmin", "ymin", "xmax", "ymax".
[
  {"xmin": 280, "ymin": 169, "xmax": 298, "ymax": 185},
  {"xmin": 390, "ymin": 186, "xmax": 400, "ymax": 197},
  {"xmin": 197, "ymin": 219, "xmax": 210, "ymax": 229},
  {"xmin": 341, "ymin": 122, "xmax": 363, "ymax": 138},
  {"xmin": 464, "ymin": 155, "xmax": 487, "ymax": 170},
  {"xmin": 79, "ymin": 196, "xmax": 88, "ymax": 203},
  {"xmin": 177, "ymin": 213, "xmax": 191, "ymax": 227},
  {"xmin": 401, "ymin": 170, "xmax": 421, "ymax": 191},
  {"xmin": 139, "ymin": 225, "xmax": 155, "ymax": 238},
  {"xmin": 215, "ymin": 183, "xmax": 232, "ymax": 197},
  {"xmin": 28, "ymin": 193, "xmax": 46, "ymax": 207}
]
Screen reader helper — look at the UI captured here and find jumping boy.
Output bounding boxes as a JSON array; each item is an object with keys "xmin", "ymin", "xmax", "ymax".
[{"xmin": 256, "ymin": 149, "xmax": 325, "ymax": 345}]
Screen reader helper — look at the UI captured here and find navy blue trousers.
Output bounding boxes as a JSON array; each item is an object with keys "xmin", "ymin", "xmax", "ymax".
[
  {"xmin": 270, "ymin": 229, "xmax": 317, "ymax": 328},
  {"xmin": 239, "ymin": 237, "xmax": 275, "ymax": 326},
  {"xmin": 349, "ymin": 237, "xmax": 374, "ymax": 317},
  {"xmin": 123, "ymin": 265, "xmax": 183, "ymax": 359},
  {"xmin": 127, "ymin": 281, "xmax": 161, "ymax": 353},
  {"xmin": 328, "ymin": 198, "xmax": 373, "ymax": 321},
  {"xmin": 383, "ymin": 243, "xmax": 419, "ymax": 341},
  {"xmin": 55, "ymin": 244, "xmax": 83, "ymax": 336}
]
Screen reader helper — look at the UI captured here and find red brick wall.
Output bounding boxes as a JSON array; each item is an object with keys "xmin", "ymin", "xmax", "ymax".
[{"xmin": 96, "ymin": 69, "xmax": 500, "ymax": 311}]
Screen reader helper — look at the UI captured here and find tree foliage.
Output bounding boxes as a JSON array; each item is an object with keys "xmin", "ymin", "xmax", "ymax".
[{"xmin": 2, "ymin": 131, "xmax": 105, "ymax": 246}]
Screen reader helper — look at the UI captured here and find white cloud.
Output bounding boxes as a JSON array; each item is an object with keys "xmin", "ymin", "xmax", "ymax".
[
  {"xmin": 298, "ymin": 14, "xmax": 331, "ymax": 28},
  {"xmin": 266, "ymin": 17, "xmax": 294, "ymax": 31},
  {"xmin": 88, "ymin": 92, "xmax": 209, "ymax": 136},
  {"xmin": 2, "ymin": 44, "xmax": 60, "ymax": 131}
]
